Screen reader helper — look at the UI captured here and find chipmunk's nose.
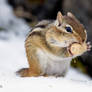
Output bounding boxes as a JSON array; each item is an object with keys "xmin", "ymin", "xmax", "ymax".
[{"xmin": 76, "ymin": 36, "xmax": 83, "ymax": 44}]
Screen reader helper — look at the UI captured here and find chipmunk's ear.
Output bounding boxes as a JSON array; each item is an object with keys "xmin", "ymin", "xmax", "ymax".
[
  {"xmin": 67, "ymin": 12, "xmax": 80, "ymax": 23},
  {"xmin": 56, "ymin": 11, "xmax": 63, "ymax": 25},
  {"xmin": 67, "ymin": 12, "xmax": 76, "ymax": 19}
]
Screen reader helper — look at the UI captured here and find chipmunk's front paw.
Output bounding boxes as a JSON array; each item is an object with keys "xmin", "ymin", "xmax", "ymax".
[{"xmin": 87, "ymin": 42, "xmax": 91, "ymax": 51}]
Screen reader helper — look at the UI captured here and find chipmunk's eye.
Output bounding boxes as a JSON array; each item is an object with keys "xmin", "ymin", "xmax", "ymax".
[{"xmin": 65, "ymin": 26, "xmax": 72, "ymax": 33}]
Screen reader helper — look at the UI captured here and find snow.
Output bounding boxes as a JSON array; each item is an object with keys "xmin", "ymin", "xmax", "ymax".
[{"xmin": 0, "ymin": 0, "xmax": 92, "ymax": 92}]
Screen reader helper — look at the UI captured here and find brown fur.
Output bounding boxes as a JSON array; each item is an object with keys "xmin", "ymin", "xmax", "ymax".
[
  {"xmin": 63, "ymin": 16, "xmax": 86, "ymax": 42},
  {"xmin": 17, "ymin": 11, "xmax": 87, "ymax": 77}
]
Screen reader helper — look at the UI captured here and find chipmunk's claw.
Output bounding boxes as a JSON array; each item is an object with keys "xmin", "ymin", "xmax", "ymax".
[{"xmin": 87, "ymin": 42, "xmax": 91, "ymax": 51}]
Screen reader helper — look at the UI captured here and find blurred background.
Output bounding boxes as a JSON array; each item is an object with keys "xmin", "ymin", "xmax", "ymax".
[{"xmin": 0, "ymin": 0, "xmax": 92, "ymax": 79}]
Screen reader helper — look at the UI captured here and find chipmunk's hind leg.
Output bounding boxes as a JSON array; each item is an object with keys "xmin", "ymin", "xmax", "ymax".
[{"xmin": 16, "ymin": 46, "xmax": 41, "ymax": 77}]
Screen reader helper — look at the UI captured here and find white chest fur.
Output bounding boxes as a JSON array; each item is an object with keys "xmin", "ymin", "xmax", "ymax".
[{"xmin": 36, "ymin": 49, "xmax": 72, "ymax": 76}]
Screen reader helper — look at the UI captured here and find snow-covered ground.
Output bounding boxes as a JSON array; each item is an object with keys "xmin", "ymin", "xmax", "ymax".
[{"xmin": 0, "ymin": 0, "xmax": 92, "ymax": 92}]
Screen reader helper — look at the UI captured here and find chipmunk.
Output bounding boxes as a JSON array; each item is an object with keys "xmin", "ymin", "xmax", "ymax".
[{"xmin": 17, "ymin": 11, "xmax": 91, "ymax": 77}]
